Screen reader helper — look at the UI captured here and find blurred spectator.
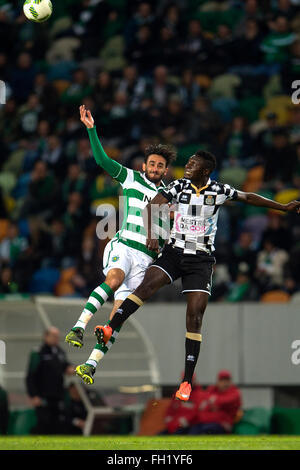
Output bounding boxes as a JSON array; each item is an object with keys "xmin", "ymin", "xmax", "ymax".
[
  {"xmin": 41, "ymin": 135, "xmax": 65, "ymax": 179},
  {"xmin": 187, "ymin": 97, "xmax": 222, "ymax": 144},
  {"xmin": 108, "ymin": 91, "xmax": 133, "ymax": 140},
  {"xmin": 0, "ymin": 264, "xmax": 19, "ymax": 294},
  {"xmin": 17, "ymin": 93, "xmax": 41, "ymax": 138},
  {"xmin": 261, "ymin": 213, "xmax": 292, "ymax": 251},
  {"xmin": 0, "ymin": 385, "xmax": 9, "ymax": 434},
  {"xmin": 260, "ymin": 15, "xmax": 296, "ymax": 65},
  {"xmin": 263, "ymin": 128, "xmax": 297, "ymax": 183},
  {"xmin": 94, "ymin": 71, "xmax": 115, "ymax": 112},
  {"xmin": 159, "ymin": 95, "xmax": 187, "ymax": 144},
  {"xmin": 255, "ymin": 112, "xmax": 279, "ymax": 155},
  {"xmin": 161, "ymin": 375, "xmax": 204, "ymax": 435},
  {"xmin": 210, "ymin": 25, "xmax": 238, "ymax": 73},
  {"xmin": 118, "ymin": 65, "xmax": 147, "ymax": 110},
  {"xmin": 0, "ymin": 221, "xmax": 28, "ymax": 266},
  {"xmin": 179, "ymin": 19, "xmax": 211, "ymax": 69},
  {"xmin": 20, "ymin": 160, "xmax": 59, "ymax": 220},
  {"xmin": 61, "ymin": 69, "xmax": 92, "ymax": 107},
  {"xmin": 26, "ymin": 326, "xmax": 74, "ymax": 434},
  {"xmin": 125, "ymin": 2, "xmax": 156, "ymax": 46},
  {"xmin": 33, "ymin": 73, "xmax": 59, "ymax": 118},
  {"xmin": 235, "ymin": 19, "xmax": 263, "ymax": 66},
  {"xmin": 63, "ymin": 192, "xmax": 87, "ymax": 257},
  {"xmin": 9, "ymin": 52, "xmax": 36, "ymax": 103},
  {"xmin": 188, "ymin": 370, "xmax": 241, "ymax": 434},
  {"xmin": 62, "ymin": 162, "xmax": 87, "ymax": 204},
  {"xmin": 0, "ymin": 97, "xmax": 19, "ymax": 145},
  {"xmin": 231, "ymin": 231, "xmax": 257, "ymax": 278},
  {"xmin": 126, "ymin": 24, "xmax": 158, "ymax": 74},
  {"xmin": 46, "ymin": 218, "xmax": 68, "ymax": 266},
  {"xmin": 226, "ymin": 262, "xmax": 258, "ymax": 302},
  {"xmin": 281, "ymin": 39, "xmax": 300, "ymax": 93},
  {"xmin": 224, "ymin": 116, "xmax": 253, "ymax": 164},
  {"xmin": 64, "ymin": 383, "xmax": 87, "ymax": 435},
  {"xmin": 145, "ymin": 66, "xmax": 178, "ymax": 108},
  {"xmin": 76, "ymin": 138, "xmax": 100, "ymax": 178},
  {"xmin": 178, "ymin": 69, "xmax": 201, "ymax": 109},
  {"xmin": 157, "ymin": 26, "xmax": 181, "ymax": 71},
  {"xmin": 255, "ymin": 238, "xmax": 289, "ymax": 291}
]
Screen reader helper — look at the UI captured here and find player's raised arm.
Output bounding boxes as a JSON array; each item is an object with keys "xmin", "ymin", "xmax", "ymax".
[
  {"xmin": 79, "ymin": 104, "xmax": 126, "ymax": 182},
  {"xmin": 235, "ymin": 190, "xmax": 300, "ymax": 214},
  {"xmin": 144, "ymin": 192, "xmax": 170, "ymax": 252}
]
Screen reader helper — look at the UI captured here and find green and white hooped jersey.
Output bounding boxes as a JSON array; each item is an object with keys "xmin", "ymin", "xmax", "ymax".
[{"xmin": 114, "ymin": 166, "xmax": 167, "ymax": 259}]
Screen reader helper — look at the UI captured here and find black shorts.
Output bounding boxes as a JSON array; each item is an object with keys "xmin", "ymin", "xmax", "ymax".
[{"xmin": 151, "ymin": 244, "xmax": 216, "ymax": 295}]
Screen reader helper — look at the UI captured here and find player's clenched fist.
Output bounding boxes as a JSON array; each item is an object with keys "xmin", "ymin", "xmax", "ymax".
[{"xmin": 146, "ymin": 238, "xmax": 159, "ymax": 252}]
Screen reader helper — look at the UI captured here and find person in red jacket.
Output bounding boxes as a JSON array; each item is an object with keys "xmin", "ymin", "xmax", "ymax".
[
  {"xmin": 188, "ymin": 370, "xmax": 241, "ymax": 434},
  {"xmin": 161, "ymin": 375, "xmax": 205, "ymax": 434}
]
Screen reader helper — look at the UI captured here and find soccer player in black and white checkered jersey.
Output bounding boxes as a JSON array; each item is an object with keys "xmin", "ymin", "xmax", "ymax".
[{"xmin": 97, "ymin": 150, "xmax": 300, "ymax": 401}]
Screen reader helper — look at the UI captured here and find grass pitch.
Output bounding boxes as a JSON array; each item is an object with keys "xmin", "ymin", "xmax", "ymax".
[{"xmin": 0, "ymin": 435, "xmax": 300, "ymax": 450}]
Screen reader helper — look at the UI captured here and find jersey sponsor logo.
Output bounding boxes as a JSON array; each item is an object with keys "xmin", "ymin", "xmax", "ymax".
[
  {"xmin": 143, "ymin": 195, "xmax": 152, "ymax": 203},
  {"xmin": 112, "ymin": 256, "xmax": 120, "ymax": 262},
  {"xmin": 175, "ymin": 213, "xmax": 206, "ymax": 234},
  {"xmin": 179, "ymin": 192, "xmax": 191, "ymax": 204},
  {"xmin": 204, "ymin": 195, "xmax": 216, "ymax": 205}
]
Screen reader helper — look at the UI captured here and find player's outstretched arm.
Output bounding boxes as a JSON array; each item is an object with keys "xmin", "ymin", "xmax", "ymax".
[
  {"xmin": 79, "ymin": 104, "xmax": 124, "ymax": 181},
  {"xmin": 236, "ymin": 191, "xmax": 300, "ymax": 214},
  {"xmin": 144, "ymin": 192, "xmax": 170, "ymax": 252}
]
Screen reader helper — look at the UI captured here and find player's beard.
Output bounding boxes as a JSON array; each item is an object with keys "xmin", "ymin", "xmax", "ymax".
[{"xmin": 144, "ymin": 170, "xmax": 164, "ymax": 185}]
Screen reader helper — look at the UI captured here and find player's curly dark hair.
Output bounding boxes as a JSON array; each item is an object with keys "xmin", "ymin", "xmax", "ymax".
[
  {"xmin": 144, "ymin": 144, "xmax": 176, "ymax": 167},
  {"xmin": 194, "ymin": 149, "xmax": 217, "ymax": 174}
]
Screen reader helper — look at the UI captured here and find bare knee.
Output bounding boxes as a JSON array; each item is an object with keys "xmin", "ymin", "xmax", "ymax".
[
  {"xmin": 186, "ymin": 297, "xmax": 208, "ymax": 333},
  {"xmin": 135, "ymin": 278, "xmax": 157, "ymax": 301},
  {"xmin": 135, "ymin": 267, "xmax": 169, "ymax": 301},
  {"xmin": 105, "ymin": 269, "xmax": 125, "ymax": 291}
]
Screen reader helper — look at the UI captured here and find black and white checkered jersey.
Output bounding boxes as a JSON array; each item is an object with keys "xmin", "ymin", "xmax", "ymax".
[{"xmin": 160, "ymin": 177, "xmax": 238, "ymax": 254}]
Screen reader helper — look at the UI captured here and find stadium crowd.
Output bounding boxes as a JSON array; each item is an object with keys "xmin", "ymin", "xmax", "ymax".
[{"xmin": 0, "ymin": 0, "xmax": 300, "ymax": 301}]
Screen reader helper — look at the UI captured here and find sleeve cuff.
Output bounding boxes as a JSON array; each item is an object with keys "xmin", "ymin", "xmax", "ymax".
[{"xmin": 159, "ymin": 190, "xmax": 173, "ymax": 202}]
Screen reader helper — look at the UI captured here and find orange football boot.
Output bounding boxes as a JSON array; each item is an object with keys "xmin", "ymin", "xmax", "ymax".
[
  {"xmin": 94, "ymin": 324, "xmax": 113, "ymax": 345},
  {"xmin": 175, "ymin": 381, "xmax": 192, "ymax": 401}
]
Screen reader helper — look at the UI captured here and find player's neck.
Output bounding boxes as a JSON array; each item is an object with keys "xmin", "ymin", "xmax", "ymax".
[{"xmin": 190, "ymin": 176, "xmax": 209, "ymax": 189}]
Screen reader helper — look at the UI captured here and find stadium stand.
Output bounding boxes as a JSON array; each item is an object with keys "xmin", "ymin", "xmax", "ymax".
[{"xmin": 0, "ymin": 0, "xmax": 300, "ymax": 302}]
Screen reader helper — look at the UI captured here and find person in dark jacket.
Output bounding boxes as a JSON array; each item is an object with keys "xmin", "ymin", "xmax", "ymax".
[
  {"xmin": 0, "ymin": 385, "xmax": 9, "ymax": 434},
  {"xmin": 64, "ymin": 383, "xmax": 87, "ymax": 435},
  {"xmin": 26, "ymin": 326, "xmax": 74, "ymax": 434}
]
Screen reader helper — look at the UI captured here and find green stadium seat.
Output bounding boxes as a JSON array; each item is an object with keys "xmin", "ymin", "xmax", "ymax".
[
  {"xmin": 219, "ymin": 167, "xmax": 247, "ymax": 190},
  {"xmin": 271, "ymin": 408, "xmax": 300, "ymax": 435},
  {"xmin": 49, "ymin": 16, "xmax": 72, "ymax": 39},
  {"xmin": 234, "ymin": 407, "xmax": 272, "ymax": 435},
  {"xmin": 0, "ymin": 172, "xmax": 16, "ymax": 196},
  {"xmin": 8, "ymin": 409, "xmax": 37, "ymax": 435}
]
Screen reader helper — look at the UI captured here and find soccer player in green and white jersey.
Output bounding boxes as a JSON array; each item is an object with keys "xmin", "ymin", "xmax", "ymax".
[{"xmin": 65, "ymin": 105, "xmax": 176, "ymax": 384}]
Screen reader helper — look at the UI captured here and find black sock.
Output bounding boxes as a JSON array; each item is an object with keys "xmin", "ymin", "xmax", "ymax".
[
  {"xmin": 183, "ymin": 337, "xmax": 201, "ymax": 384},
  {"xmin": 109, "ymin": 295, "xmax": 143, "ymax": 330}
]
